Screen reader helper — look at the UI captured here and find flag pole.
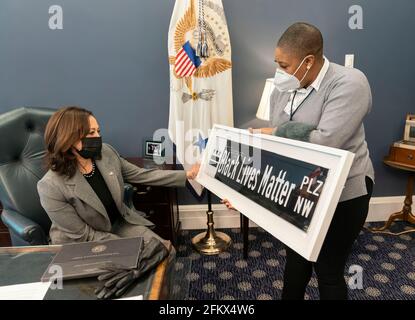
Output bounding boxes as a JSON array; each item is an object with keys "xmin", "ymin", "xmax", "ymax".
[{"xmin": 191, "ymin": 190, "xmax": 232, "ymax": 255}]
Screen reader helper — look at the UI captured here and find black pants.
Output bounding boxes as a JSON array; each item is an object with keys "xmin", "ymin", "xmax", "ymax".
[{"xmin": 281, "ymin": 176, "xmax": 373, "ymax": 300}]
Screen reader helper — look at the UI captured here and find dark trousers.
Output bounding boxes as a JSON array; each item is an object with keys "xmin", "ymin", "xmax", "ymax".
[{"xmin": 281, "ymin": 176, "xmax": 373, "ymax": 300}]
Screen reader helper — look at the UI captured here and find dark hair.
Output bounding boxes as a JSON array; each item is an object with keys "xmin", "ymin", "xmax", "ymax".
[
  {"xmin": 44, "ymin": 106, "xmax": 93, "ymax": 178},
  {"xmin": 277, "ymin": 22, "xmax": 324, "ymax": 58}
]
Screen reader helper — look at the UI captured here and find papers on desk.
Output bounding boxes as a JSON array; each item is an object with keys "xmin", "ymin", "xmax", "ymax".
[
  {"xmin": 0, "ymin": 282, "xmax": 51, "ymax": 300},
  {"xmin": 41, "ymin": 237, "xmax": 143, "ymax": 282}
]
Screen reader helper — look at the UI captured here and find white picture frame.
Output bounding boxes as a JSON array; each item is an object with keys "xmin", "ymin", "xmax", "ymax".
[
  {"xmin": 404, "ymin": 115, "xmax": 415, "ymax": 143},
  {"xmin": 196, "ymin": 125, "xmax": 354, "ymax": 261}
]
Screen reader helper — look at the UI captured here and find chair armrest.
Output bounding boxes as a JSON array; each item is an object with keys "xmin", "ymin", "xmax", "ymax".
[
  {"xmin": 123, "ymin": 183, "xmax": 152, "ymax": 221},
  {"xmin": 1, "ymin": 209, "xmax": 48, "ymax": 245},
  {"xmin": 123, "ymin": 183, "xmax": 137, "ymax": 209}
]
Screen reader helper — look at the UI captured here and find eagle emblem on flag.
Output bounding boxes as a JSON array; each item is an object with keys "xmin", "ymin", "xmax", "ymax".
[{"xmin": 169, "ymin": 0, "xmax": 232, "ymax": 95}]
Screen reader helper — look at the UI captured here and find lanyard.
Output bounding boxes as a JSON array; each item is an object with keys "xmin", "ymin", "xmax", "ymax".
[{"xmin": 289, "ymin": 88, "xmax": 315, "ymax": 121}]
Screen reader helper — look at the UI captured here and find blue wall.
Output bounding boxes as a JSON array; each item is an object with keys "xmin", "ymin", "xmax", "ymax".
[{"xmin": 1, "ymin": 0, "xmax": 414, "ymax": 205}]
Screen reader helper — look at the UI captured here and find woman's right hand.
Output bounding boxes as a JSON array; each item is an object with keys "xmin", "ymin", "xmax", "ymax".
[
  {"xmin": 186, "ymin": 163, "xmax": 200, "ymax": 180},
  {"xmin": 221, "ymin": 198, "xmax": 237, "ymax": 211}
]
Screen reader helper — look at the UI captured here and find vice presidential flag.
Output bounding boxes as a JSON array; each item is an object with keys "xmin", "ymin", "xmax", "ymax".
[{"xmin": 168, "ymin": 0, "xmax": 234, "ymax": 195}]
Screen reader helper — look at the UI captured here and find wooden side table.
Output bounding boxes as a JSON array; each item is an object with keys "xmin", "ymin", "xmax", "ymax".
[{"xmin": 370, "ymin": 159, "xmax": 415, "ymax": 234}]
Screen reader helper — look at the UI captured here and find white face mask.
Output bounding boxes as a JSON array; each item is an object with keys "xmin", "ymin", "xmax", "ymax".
[{"xmin": 273, "ymin": 56, "xmax": 312, "ymax": 92}]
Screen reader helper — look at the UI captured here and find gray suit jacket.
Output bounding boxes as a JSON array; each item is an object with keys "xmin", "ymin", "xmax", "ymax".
[{"xmin": 37, "ymin": 143, "xmax": 186, "ymax": 244}]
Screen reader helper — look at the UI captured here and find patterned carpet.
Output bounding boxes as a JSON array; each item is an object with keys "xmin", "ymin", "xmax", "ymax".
[{"xmin": 173, "ymin": 222, "xmax": 415, "ymax": 300}]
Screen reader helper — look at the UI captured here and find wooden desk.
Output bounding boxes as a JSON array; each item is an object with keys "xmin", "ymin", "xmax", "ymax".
[
  {"xmin": 0, "ymin": 242, "xmax": 172, "ymax": 300},
  {"xmin": 370, "ymin": 158, "xmax": 415, "ymax": 234}
]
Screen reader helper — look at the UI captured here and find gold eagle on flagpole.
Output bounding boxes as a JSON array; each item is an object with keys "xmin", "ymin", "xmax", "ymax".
[{"xmin": 169, "ymin": 0, "xmax": 232, "ymax": 95}]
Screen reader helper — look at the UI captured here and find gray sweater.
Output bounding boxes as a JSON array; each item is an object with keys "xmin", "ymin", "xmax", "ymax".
[{"xmin": 269, "ymin": 62, "xmax": 375, "ymax": 202}]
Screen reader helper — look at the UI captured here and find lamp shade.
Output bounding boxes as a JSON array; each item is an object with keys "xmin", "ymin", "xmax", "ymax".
[{"xmin": 256, "ymin": 78, "xmax": 275, "ymax": 121}]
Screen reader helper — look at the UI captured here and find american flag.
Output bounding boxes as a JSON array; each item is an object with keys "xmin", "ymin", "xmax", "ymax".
[{"xmin": 175, "ymin": 41, "xmax": 201, "ymax": 77}]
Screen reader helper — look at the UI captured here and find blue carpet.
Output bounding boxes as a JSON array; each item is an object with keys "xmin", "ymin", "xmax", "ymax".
[{"xmin": 174, "ymin": 222, "xmax": 415, "ymax": 300}]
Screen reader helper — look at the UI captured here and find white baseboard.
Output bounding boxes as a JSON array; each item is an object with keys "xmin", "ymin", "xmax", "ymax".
[{"xmin": 178, "ymin": 196, "xmax": 413, "ymax": 230}]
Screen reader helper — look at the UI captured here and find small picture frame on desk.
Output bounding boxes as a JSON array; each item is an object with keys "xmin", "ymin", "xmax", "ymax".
[
  {"xmin": 404, "ymin": 114, "xmax": 415, "ymax": 143},
  {"xmin": 143, "ymin": 139, "xmax": 165, "ymax": 162}
]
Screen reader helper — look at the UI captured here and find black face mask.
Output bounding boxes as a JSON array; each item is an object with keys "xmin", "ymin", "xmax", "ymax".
[{"xmin": 77, "ymin": 137, "xmax": 102, "ymax": 159}]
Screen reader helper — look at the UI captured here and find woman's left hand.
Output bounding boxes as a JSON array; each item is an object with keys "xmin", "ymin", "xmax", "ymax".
[{"xmin": 186, "ymin": 163, "xmax": 200, "ymax": 180}]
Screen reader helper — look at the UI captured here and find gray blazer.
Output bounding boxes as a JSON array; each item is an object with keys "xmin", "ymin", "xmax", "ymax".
[{"xmin": 37, "ymin": 143, "xmax": 186, "ymax": 244}]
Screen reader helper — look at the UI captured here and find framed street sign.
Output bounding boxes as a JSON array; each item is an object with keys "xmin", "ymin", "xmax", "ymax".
[{"xmin": 196, "ymin": 125, "xmax": 355, "ymax": 261}]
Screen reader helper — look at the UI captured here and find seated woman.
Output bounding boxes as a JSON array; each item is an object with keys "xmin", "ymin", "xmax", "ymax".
[{"xmin": 37, "ymin": 106, "xmax": 199, "ymax": 246}]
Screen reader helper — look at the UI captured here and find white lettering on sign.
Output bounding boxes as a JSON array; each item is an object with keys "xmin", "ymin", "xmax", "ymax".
[{"xmin": 294, "ymin": 196, "xmax": 315, "ymax": 218}]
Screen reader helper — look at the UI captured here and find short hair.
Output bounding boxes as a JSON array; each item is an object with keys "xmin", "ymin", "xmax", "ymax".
[
  {"xmin": 44, "ymin": 106, "xmax": 95, "ymax": 178},
  {"xmin": 277, "ymin": 22, "xmax": 323, "ymax": 58}
]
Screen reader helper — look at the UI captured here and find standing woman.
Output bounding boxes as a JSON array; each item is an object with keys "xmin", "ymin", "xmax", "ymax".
[
  {"xmin": 223, "ymin": 22, "xmax": 374, "ymax": 300},
  {"xmin": 38, "ymin": 106, "xmax": 199, "ymax": 246}
]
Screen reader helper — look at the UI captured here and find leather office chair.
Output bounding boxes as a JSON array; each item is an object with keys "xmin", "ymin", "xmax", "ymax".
[{"xmin": 0, "ymin": 107, "xmax": 54, "ymax": 246}]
